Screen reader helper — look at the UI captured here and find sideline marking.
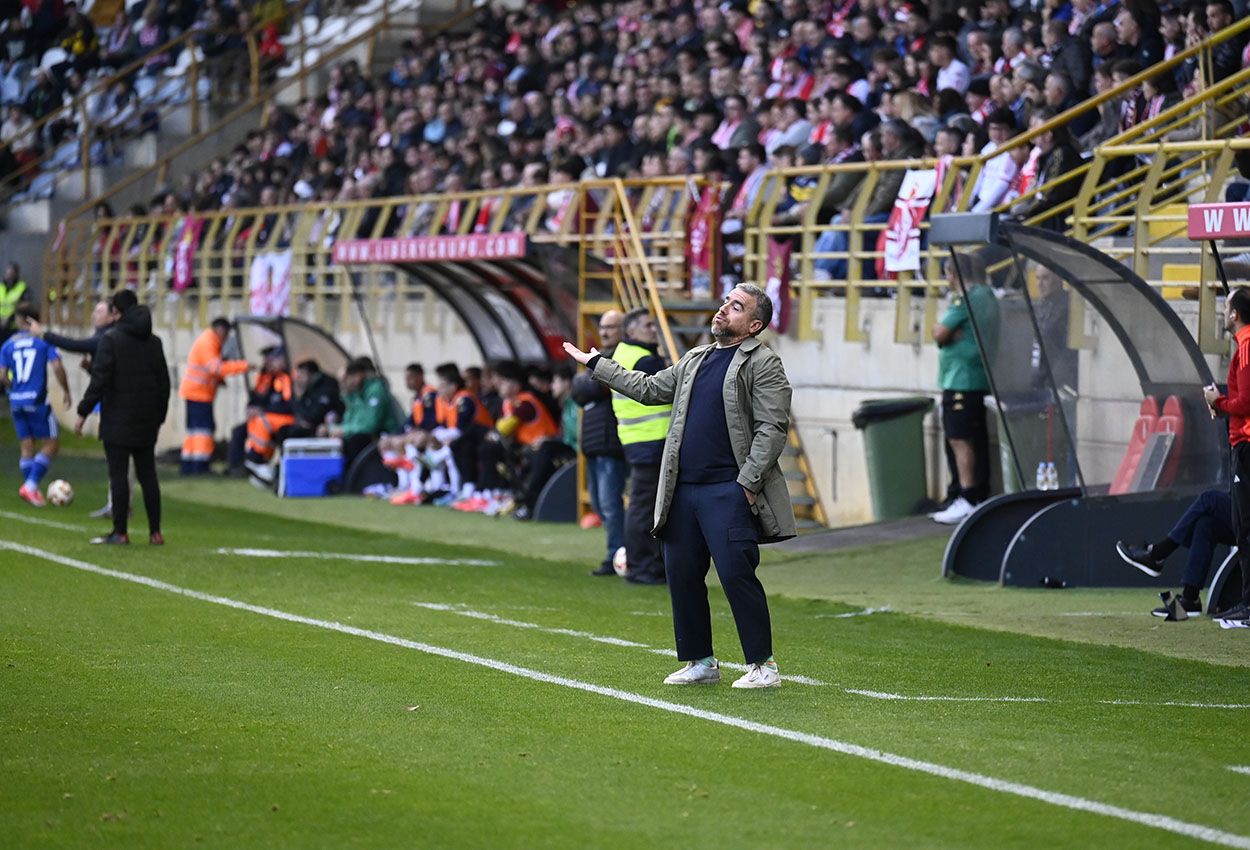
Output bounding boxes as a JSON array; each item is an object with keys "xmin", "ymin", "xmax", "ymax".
[
  {"xmin": 217, "ymin": 547, "xmax": 499, "ymax": 567},
  {"xmin": 845, "ymin": 688, "xmax": 1046, "ymax": 703},
  {"xmin": 0, "ymin": 509, "xmax": 85, "ymax": 532},
  {"xmin": 1100, "ymin": 700, "xmax": 1250, "ymax": 710},
  {"xmin": 413, "ymin": 601, "xmax": 829, "ymax": 686},
  {"xmin": 815, "ymin": 606, "xmax": 893, "ymax": 619},
  {"xmin": 1229, "ymin": 766, "xmax": 1250, "ymax": 776},
  {"xmin": 7, "ymin": 539, "xmax": 1250, "ymax": 850}
]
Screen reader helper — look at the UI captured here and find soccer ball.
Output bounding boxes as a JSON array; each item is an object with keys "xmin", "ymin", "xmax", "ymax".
[
  {"xmin": 612, "ymin": 546, "xmax": 629, "ymax": 577},
  {"xmin": 47, "ymin": 479, "xmax": 74, "ymax": 507}
]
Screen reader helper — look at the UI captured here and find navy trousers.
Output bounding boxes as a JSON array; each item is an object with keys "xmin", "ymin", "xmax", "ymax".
[
  {"xmin": 1167, "ymin": 488, "xmax": 1235, "ymax": 589},
  {"xmin": 661, "ymin": 479, "xmax": 772, "ymax": 664}
]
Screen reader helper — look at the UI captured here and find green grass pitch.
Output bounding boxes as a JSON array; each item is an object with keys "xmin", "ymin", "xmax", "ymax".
[{"xmin": 1, "ymin": 440, "xmax": 1249, "ymax": 849}]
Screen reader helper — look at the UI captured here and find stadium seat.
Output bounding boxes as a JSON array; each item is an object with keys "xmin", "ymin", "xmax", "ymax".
[
  {"xmin": 1109, "ymin": 397, "xmax": 1160, "ymax": 496},
  {"xmin": 1154, "ymin": 395, "xmax": 1186, "ymax": 488},
  {"xmin": 311, "ymin": 17, "xmax": 347, "ymax": 47}
]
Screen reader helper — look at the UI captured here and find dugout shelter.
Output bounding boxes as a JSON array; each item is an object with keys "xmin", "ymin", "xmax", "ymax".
[{"xmin": 933, "ymin": 214, "xmax": 1228, "ymax": 589}]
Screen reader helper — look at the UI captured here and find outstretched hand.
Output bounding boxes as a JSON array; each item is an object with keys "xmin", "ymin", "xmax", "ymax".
[{"xmin": 562, "ymin": 341, "xmax": 600, "ymax": 366}]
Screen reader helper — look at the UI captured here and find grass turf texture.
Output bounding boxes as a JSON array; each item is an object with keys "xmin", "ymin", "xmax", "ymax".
[{"xmin": 2, "ymin": 440, "xmax": 1250, "ymax": 848}]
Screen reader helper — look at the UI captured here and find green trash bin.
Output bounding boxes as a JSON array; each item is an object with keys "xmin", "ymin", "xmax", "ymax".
[{"xmin": 852, "ymin": 397, "xmax": 935, "ymax": 521}]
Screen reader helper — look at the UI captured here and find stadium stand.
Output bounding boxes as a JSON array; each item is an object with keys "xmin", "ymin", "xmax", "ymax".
[
  {"xmin": 37, "ymin": 0, "xmax": 1248, "ymax": 214},
  {"xmin": 30, "ymin": 0, "xmax": 1250, "ymax": 530}
]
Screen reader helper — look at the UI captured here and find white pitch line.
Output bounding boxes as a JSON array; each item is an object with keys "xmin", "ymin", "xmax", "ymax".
[
  {"xmin": 0, "ymin": 509, "xmax": 85, "ymax": 532},
  {"xmin": 1100, "ymin": 700, "xmax": 1250, "ymax": 710},
  {"xmin": 413, "ymin": 602, "xmax": 651, "ymax": 648},
  {"xmin": 217, "ymin": 547, "xmax": 499, "ymax": 567},
  {"xmin": 413, "ymin": 601, "xmax": 830, "ymax": 686},
  {"xmin": 815, "ymin": 606, "xmax": 893, "ymax": 619},
  {"xmin": 846, "ymin": 688, "xmax": 1047, "ymax": 703},
  {"xmin": 5, "ymin": 539, "xmax": 1250, "ymax": 850},
  {"xmin": 1228, "ymin": 766, "xmax": 1250, "ymax": 776}
]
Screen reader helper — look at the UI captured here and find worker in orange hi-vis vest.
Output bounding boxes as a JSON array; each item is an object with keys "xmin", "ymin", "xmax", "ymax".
[
  {"xmin": 179, "ymin": 318, "xmax": 248, "ymax": 475},
  {"xmin": 242, "ymin": 346, "xmax": 296, "ymax": 485}
]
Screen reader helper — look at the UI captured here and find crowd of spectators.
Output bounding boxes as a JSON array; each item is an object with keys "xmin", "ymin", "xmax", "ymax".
[
  {"xmin": 141, "ymin": 0, "xmax": 1247, "ymax": 238},
  {"xmin": 1, "ymin": 0, "xmax": 291, "ymax": 198}
]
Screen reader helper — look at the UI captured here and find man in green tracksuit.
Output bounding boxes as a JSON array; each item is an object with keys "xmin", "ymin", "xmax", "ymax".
[
  {"xmin": 563, "ymin": 283, "xmax": 796, "ymax": 689},
  {"xmin": 325, "ymin": 356, "xmax": 400, "ymax": 470},
  {"xmin": 611, "ymin": 308, "xmax": 672, "ymax": 585}
]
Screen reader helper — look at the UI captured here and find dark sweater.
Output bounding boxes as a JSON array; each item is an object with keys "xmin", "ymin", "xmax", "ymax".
[
  {"xmin": 45, "ymin": 325, "xmax": 107, "ymax": 355},
  {"xmin": 677, "ymin": 345, "xmax": 739, "ymax": 484}
]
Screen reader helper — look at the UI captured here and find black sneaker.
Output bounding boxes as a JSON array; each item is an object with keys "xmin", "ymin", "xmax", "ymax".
[
  {"xmin": 625, "ymin": 571, "xmax": 666, "ymax": 586},
  {"xmin": 1116, "ymin": 541, "xmax": 1163, "ymax": 578},
  {"xmin": 1151, "ymin": 593, "xmax": 1202, "ymax": 619},
  {"xmin": 1214, "ymin": 604, "xmax": 1249, "ymax": 622},
  {"xmin": 89, "ymin": 533, "xmax": 130, "ymax": 545},
  {"xmin": 590, "ymin": 562, "xmax": 616, "ymax": 577}
]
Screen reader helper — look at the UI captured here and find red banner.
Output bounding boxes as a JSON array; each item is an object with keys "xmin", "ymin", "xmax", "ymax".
[
  {"xmin": 332, "ymin": 233, "xmax": 528, "ymax": 264},
  {"xmin": 1187, "ymin": 203, "xmax": 1250, "ymax": 240},
  {"xmin": 685, "ymin": 181, "xmax": 721, "ymax": 294},
  {"xmin": 172, "ymin": 215, "xmax": 203, "ymax": 292},
  {"xmin": 765, "ymin": 237, "xmax": 792, "ymax": 334}
]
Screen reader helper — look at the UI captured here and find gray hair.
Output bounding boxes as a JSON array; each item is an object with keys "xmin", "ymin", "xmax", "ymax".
[
  {"xmin": 623, "ymin": 307, "xmax": 652, "ymax": 334},
  {"xmin": 734, "ymin": 283, "xmax": 773, "ymax": 333}
]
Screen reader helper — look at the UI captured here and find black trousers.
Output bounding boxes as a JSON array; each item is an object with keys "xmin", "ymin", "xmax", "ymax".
[
  {"xmin": 625, "ymin": 462, "xmax": 664, "ymax": 578},
  {"xmin": 228, "ymin": 423, "xmax": 247, "ymax": 469},
  {"xmin": 661, "ymin": 479, "xmax": 772, "ymax": 663},
  {"xmin": 449, "ymin": 432, "xmax": 481, "ymax": 489},
  {"xmin": 522, "ymin": 440, "xmax": 575, "ymax": 508},
  {"xmin": 342, "ymin": 433, "xmax": 374, "ymax": 472},
  {"xmin": 1231, "ymin": 443, "xmax": 1250, "ymax": 606},
  {"xmin": 104, "ymin": 441, "xmax": 160, "ymax": 537}
]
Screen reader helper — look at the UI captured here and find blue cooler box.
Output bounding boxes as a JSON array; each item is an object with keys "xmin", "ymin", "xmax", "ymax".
[{"xmin": 279, "ymin": 438, "xmax": 344, "ymax": 498}]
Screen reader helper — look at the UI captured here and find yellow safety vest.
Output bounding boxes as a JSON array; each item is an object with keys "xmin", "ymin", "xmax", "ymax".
[
  {"xmin": 0, "ymin": 280, "xmax": 27, "ymax": 321},
  {"xmin": 611, "ymin": 341, "xmax": 672, "ymax": 445}
]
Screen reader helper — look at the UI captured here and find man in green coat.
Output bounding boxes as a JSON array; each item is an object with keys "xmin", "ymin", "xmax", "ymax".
[
  {"xmin": 325, "ymin": 356, "xmax": 400, "ymax": 470},
  {"xmin": 563, "ymin": 283, "xmax": 796, "ymax": 689}
]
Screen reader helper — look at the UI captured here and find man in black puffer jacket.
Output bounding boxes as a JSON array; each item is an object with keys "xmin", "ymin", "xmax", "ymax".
[{"xmin": 75, "ymin": 290, "xmax": 172, "ymax": 546}]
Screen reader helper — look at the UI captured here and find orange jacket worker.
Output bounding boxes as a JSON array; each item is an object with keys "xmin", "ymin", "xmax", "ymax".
[{"xmin": 179, "ymin": 318, "xmax": 248, "ymax": 474}]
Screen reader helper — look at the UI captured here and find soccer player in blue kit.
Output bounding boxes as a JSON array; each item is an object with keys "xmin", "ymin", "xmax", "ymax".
[{"xmin": 0, "ymin": 303, "xmax": 71, "ymax": 507}]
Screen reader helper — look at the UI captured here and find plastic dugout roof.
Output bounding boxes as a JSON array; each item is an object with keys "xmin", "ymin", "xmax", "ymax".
[
  {"xmin": 931, "ymin": 214, "xmax": 1227, "ymax": 495},
  {"xmin": 233, "ymin": 315, "xmax": 351, "ymax": 378}
]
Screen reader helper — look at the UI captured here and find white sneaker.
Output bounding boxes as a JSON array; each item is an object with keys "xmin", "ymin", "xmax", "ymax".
[
  {"xmin": 732, "ymin": 661, "xmax": 781, "ymax": 689},
  {"xmin": 663, "ymin": 660, "xmax": 721, "ymax": 685},
  {"xmin": 931, "ymin": 496, "xmax": 975, "ymax": 525},
  {"xmin": 245, "ymin": 460, "xmax": 275, "ymax": 484}
]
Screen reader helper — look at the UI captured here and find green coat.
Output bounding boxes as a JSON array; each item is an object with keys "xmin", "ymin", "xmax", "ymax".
[
  {"xmin": 592, "ymin": 336, "xmax": 797, "ymax": 543},
  {"xmin": 342, "ymin": 375, "xmax": 400, "ymax": 437}
]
